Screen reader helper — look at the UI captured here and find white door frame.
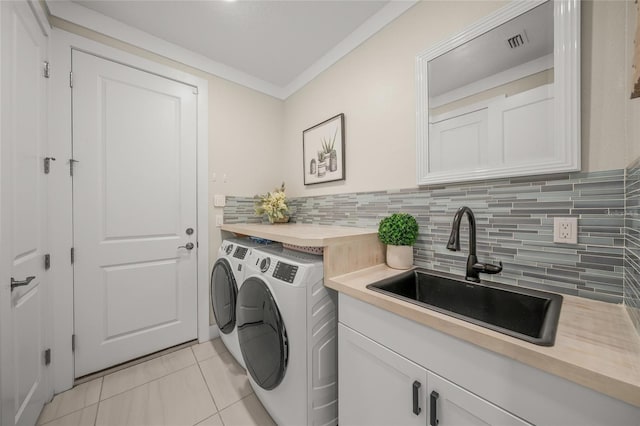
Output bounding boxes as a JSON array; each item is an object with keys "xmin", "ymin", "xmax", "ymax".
[{"xmin": 49, "ymin": 28, "xmax": 209, "ymax": 393}]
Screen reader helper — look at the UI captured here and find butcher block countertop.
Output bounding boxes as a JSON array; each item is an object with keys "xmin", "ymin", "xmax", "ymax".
[
  {"xmin": 326, "ymin": 264, "xmax": 640, "ymax": 408},
  {"xmin": 221, "ymin": 223, "xmax": 378, "ymax": 247}
]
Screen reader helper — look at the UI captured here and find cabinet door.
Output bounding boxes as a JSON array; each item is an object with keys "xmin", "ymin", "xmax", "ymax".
[
  {"xmin": 339, "ymin": 324, "xmax": 428, "ymax": 426},
  {"xmin": 428, "ymin": 372, "xmax": 531, "ymax": 426}
]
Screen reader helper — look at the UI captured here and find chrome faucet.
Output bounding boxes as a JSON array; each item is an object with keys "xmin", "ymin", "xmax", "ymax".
[{"xmin": 446, "ymin": 206, "xmax": 502, "ymax": 283}]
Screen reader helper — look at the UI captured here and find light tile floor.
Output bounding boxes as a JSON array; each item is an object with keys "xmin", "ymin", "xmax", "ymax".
[{"xmin": 37, "ymin": 339, "xmax": 276, "ymax": 426}]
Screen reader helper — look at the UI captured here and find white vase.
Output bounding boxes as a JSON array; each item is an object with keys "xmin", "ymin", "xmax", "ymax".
[{"xmin": 386, "ymin": 245, "xmax": 414, "ymax": 270}]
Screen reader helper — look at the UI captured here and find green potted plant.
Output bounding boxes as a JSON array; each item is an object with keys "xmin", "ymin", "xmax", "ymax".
[{"xmin": 378, "ymin": 213, "xmax": 419, "ymax": 269}]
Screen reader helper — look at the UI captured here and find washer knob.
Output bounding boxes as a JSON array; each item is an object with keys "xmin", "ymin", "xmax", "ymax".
[
  {"xmin": 260, "ymin": 257, "xmax": 271, "ymax": 273},
  {"xmin": 225, "ymin": 244, "xmax": 233, "ymax": 255}
]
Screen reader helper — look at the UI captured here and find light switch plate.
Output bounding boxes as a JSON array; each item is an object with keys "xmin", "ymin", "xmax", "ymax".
[
  {"xmin": 213, "ymin": 195, "xmax": 226, "ymax": 207},
  {"xmin": 215, "ymin": 215, "xmax": 223, "ymax": 227},
  {"xmin": 553, "ymin": 217, "xmax": 578, "ymax": 244}
]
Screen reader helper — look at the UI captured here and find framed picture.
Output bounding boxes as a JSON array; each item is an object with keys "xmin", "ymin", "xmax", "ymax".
[{"xmin": 303, "ymin": 113, "xmax": 345, "ymax": 185}]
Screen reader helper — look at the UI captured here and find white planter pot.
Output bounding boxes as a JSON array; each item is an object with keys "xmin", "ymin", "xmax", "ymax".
[{"xmin": 386, "ymin": 245, "xmax": 414, "ymax": 270}]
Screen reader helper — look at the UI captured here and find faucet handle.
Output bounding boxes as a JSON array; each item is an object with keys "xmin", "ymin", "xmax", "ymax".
[{"xmin": 472, "ymin": 261, "xmax": 503, "ymax": 274}]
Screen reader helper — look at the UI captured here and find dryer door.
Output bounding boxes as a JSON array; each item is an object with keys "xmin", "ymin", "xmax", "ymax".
[
  {"xmin": 211, "ymin": 258, "xmax": 237, "ymax": 334},
  {"xmin": 237, "ymin": 276, "xmax": 288, "ymax": 390}
]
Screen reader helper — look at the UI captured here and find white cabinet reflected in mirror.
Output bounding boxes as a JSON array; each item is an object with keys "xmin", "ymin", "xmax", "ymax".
[{"xmin": 416, "ymin": 0, "xmax": 580, "ymax": 185}]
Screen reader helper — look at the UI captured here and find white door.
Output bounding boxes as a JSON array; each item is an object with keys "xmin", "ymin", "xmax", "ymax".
[
  {"xmin": 428, "ymin": 372, "xmax": 532, "ymax": 426},
  {"xmin": 0, "ymin": 1, "xmax": 52, "ymax": 425},
  {"xmin": 338, "ymin": 324, "xmax": 428, "ymax": 426},
  {"xmin": 72, "ymin": 50, "xmax": 198, "ymax": 377}
]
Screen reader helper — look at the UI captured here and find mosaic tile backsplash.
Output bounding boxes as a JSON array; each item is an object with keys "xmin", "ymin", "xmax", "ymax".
[
  {"xmin": 625, "ymin": 158, "xmax": 640, "ymax": 333},
  {"xmin": 225, "ymin": 169, "xmax": 627, "ymax": 303}
]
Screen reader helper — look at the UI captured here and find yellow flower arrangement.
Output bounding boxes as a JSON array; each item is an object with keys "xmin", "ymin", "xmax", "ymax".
[{"xmin": 254, "ymin": 182, "xmax": 290, "ymax": 224}]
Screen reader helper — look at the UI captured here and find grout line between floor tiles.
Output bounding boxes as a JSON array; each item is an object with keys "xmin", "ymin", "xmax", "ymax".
[
  {"xmin": 219, "ymin": 391, "xmax": 258, "ymax": 421},
  {"xmin": 95, "ymin": 378, "xmax": 103, "ymax": 426},
  {"xmin": 39, "ymin": 403, "xmax": 98, "ymax": 426},
  {"xmin": 192, "ymin": 342, "xmax": 230, "ymax": 364},
  {"xmin": 189, "ymin": 345, "xmax": 218, "ymax": 426},
  {"xmin": 98, "ymin": 362, "xmax": 196, "ymax": 403},
  {"xmin": 97, "ymin": 377, "xmax": 104, "ymax": 405},
  {"xmin": 194, "ymin": 353, "xmax": 220, "ymax": 415}
]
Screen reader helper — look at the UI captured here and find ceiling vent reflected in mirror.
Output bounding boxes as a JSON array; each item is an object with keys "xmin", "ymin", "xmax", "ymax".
[{"xmin": 507, "ymin": 32, "xmax": 528, "ymax": 49}]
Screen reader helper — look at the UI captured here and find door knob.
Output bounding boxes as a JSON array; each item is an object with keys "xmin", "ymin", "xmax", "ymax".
[
  {"xmin": 11, "ymin": 276, "xmax": 36, "ymax": 291},
  {"xmin": 178, "ymin": 242, "xmax": 194, "ymax": 250}
]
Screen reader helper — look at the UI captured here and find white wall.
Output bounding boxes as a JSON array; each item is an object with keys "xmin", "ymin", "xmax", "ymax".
[
  {"xmin": 581, "ymin": 0, "xmax": 629, "ymax": 172},
  {"xmin": 282, "ymin": 0, "xmax": 633, "ymax": 198}
]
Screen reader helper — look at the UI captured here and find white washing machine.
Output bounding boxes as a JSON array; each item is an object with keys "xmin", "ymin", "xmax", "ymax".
[
  {"xmin": 210, "ymin": 238, "xmax": 278, "ymax": 368},
  {"xmin": 237, "ymin": 246, "xmax": 338, "ymax": 426}
]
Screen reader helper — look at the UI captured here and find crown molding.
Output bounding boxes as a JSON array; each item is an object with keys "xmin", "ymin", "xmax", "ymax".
[
  {"xmin": 282, "ymin": 0, "xmax": 418, "ymax": 99},
  {"xmin": 45, "ymin": 0, "xmax": 416, "ymax": 100}
]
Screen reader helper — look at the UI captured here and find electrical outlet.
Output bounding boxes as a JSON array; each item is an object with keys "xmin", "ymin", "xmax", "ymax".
[
  {"xmin": 215, "ymin": 215, "xmax": 223, "ymax": 227},
  {"xmin": 553, "ymin": 217, "xmax": 578, "ymax": 244}
]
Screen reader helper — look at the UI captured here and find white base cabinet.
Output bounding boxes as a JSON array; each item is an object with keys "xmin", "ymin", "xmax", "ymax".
[
  {"xmin": 339, "ymin": 325, "xmax": 530, "ymax": 426},
  {"xmin": 339, "ymin": 324, "xmax": 428, "ymax": 426},
  {"xmin": 338, "ymin": 294, "xmax": 640, "ymax": 426}
]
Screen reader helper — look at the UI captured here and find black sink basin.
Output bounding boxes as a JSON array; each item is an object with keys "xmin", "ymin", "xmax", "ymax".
[{"xmin": 366, "ymin": 269, "xmax": 562, "ymax": 346}]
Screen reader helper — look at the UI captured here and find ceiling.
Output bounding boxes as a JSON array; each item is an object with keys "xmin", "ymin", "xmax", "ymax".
[{"xmin": 50, "ymin": 0, "xmax": 415, "ymax": 98}]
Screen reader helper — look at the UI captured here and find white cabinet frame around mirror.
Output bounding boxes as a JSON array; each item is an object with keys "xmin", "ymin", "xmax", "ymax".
[{"xmin": 416, "ymin": 0, "xmax": 580, "ymax": 186}]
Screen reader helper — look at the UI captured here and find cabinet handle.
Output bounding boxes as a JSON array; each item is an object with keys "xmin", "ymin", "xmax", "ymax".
[
  {"xmin": 430, "ymin": 390, "xmax": 439, "ymax": 425},
  {"xmin": 412, "ymin": 381, "xmax": 421, "ymax": 415}
]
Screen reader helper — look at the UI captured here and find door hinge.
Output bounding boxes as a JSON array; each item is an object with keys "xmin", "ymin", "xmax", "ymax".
[
  {"xmin": 44, "ymin": 348, "xmax": 51, "ymax": 366},
  {"xmin": 71, "ymin": 334, "xmax": 76, "ymax": 352},
  {"xmin": 69, "ymin": 159, "xmax": 79, "ymax": 176},
  {"xmin": 44, "ymin": 157, "xmax": 56, "ymax": 174},
  {"xmin": 43, "ymin": 61, "xmax": 50, "ymax": 78},
  {"xmin": 69, "ymin": 71, "xmax": 73, "ymax": 88},
  {"xmin": 44, "ymin": 254, "xmax": 51, "ymax": 270},
  {"xmin": 70, "ymin": 247, "xmax": 75, "ymax": 264}
]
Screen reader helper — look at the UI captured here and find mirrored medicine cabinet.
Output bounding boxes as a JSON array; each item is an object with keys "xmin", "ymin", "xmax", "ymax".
[{"xmin": 416, "ymin": 0, "xmax": 580, "ymax": 185}]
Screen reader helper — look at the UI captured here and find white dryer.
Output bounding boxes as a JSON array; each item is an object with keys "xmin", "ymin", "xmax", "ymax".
[
  {"xmin": 210, "ymin": 238, "xmax": 278, "ymax": 368},
  {"xmin": 237, "ymin": 246, "xmax": 338, "ymax": 426}
]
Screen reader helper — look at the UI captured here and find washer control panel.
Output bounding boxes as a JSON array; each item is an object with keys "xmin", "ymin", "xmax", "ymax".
[
  {"xmin": 225, "ymin": 243, "xmax": 234, "ymax": 255},
  {"xmin": 233, "ymin": 246, "xmax": 248, "ymax": 260},
  {"xmin": 273, "ymin": 261, "xmax": 299, "ymax": 283}
]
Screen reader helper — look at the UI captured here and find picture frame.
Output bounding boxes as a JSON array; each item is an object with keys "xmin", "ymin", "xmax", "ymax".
[{"xmin": 303, "ymin": 113, "xmax": 345, "ymax": 185}]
